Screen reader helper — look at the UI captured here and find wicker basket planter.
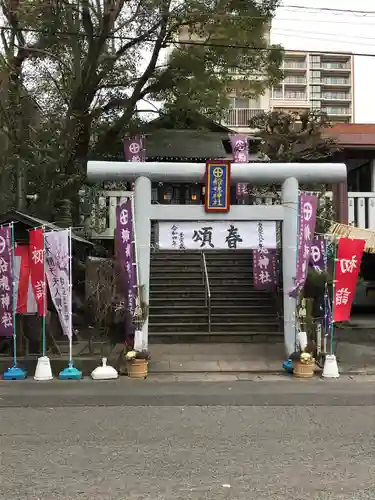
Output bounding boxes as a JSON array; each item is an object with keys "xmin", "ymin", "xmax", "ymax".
[
  {"xmin": 127, "ymin": 359, "xmax": 148, "ymax": 379},
  {"xmin": 293, "ymin": 361, "xmax": 315, "ymax": 378}
]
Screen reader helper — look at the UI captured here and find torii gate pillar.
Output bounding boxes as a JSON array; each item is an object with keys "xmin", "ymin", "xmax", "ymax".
[{"xmin": 87, "ymin": 161, "xmax": 347, "ymax": 356}]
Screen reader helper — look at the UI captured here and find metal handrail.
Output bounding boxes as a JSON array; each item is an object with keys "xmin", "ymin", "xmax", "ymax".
[{"xmin": 201, "ymin": 252, "xmax": 211, "ymax": 333}]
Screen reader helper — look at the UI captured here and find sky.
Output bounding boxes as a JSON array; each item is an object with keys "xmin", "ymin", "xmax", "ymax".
[{"xmin": 271, "ymin": 0, "xmax": 375, "ymax": 123}]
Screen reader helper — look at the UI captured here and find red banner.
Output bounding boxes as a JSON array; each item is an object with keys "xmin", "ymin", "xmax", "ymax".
[
  {"xmin": 29, "ymin": 228, "xmax": 46, "ymax": 316},
  {"xmin": 333, "ymin": 238, "xmax": 365, "ymax": 322}
]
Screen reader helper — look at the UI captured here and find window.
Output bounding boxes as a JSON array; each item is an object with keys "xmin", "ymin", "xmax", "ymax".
[{"xmin": 234, "ymin": 97, "xmax": 249, "ymax": 108}]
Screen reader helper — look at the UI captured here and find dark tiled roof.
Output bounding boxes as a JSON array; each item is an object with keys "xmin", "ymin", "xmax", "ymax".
[
  {"xmin": 325, "ymin": 124, "xmax": 375, "ymax": 147},
  {"xmin": 146, "ymin": 129, "xmax": 229, "ymax": 159},
  {"xmin": 145, "ymin": 129, "xmax": 266, "ymax": 160}
]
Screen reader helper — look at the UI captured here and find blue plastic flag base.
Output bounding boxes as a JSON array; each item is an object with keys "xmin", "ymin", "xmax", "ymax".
[
  {"xmin": 59, "ymin": 364, "xmax": 82, "ymax": 380},
  {"xmin": 282, "ymin": 359, "xmax": 294, "ymax": 374},
  {"xmin": 3, "ymin": 366, "xmax": 27, "ymax": 380}
]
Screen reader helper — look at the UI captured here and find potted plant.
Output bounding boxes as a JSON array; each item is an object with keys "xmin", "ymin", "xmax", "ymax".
[
  {"xmin": 125, "ymin": 349, "xmax": 150, "ymax": 379},
  {"xmin": 290, "ymin": 341, "xmax": 316, "ymax": 379}
]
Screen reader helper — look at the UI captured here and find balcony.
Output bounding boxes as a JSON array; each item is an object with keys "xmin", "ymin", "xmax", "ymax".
[
  {"xmin": 86, "ymin": 191, "xmax": 375, "ymax": 239},
  {"xmin": 321, "ymin": 92, "xmax": 351, "ymax": 101},
  {"xmin": 221, "ymin": 108, "xmax": 265, "ymax": 128},
  {"xmin": 322, "ymin": 106, "xmax": 352, "ymax": 116},
  {"xmin": 321, "ymin": 77, "xmax": 350, "ymax": 86},
  {"xmin": 284, "ymin": 61, "xmax": 307, "ymax": 70},
  {"xmin": 284, "ymin": 92, "xmax": 307, "ymax": 100},
  {"xmin": 321, "ymin": 62, "xmax": 351, "ymax": 70},
  {"xmin": 284, "ymin": 77, "xmax": 307, "ymax": 85}
]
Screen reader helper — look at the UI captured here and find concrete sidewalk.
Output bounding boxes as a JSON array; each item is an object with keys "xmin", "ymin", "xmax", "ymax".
[{"xmin": 148, "ymin": 341, "xmax": 375, "ymax": 376}]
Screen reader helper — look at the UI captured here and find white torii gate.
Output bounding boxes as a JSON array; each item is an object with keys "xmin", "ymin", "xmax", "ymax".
[{"xmin": 87, "ymin": 161, "xmax": 347, "ymax": 355}]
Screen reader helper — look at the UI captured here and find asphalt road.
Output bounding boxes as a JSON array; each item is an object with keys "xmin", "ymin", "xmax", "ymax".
[{"xmin": 1, "ymin": 380, "xmax": 375, "ymax": 499}]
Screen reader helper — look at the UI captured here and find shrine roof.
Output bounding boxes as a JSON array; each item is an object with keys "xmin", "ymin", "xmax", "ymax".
[{"xmin": 145, "ymin": 129, "xmax": 266, "ymax": 161}]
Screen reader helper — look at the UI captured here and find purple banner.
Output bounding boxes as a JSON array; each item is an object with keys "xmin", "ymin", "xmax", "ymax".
[
  {"xmin": 0, "ymin": 226, "xmax": 14, "ymax": 337},
  {"xmin": 289, "ymin": 193, "xmax": 318, "ymax": 298},
  {"xmin": 115, "ymin": 199, "xmax": 137, "ymax": 316},
  {"xmin": 229, "ymin": 134, "xmax": 249, "ymax": 199},
  {"xmin": 124, "ymin": 136, "xmax": 146, "ymax": 162},
  {"xmin": 310, "ymin": 235, "xmax": 326, "ymax": 273},
  {"xmin": 253, "ymin": 248, "xmax": 277, "ymax": 289}
]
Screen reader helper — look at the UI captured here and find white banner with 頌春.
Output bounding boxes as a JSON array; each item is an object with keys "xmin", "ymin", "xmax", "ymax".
[{"xmin": 158, "ymin": 221, "xmax": 277, "ymax": 250}]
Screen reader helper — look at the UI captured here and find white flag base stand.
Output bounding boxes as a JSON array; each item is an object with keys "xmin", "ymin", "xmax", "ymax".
[
  {"xmin": 91, "ymin": 358, "xmax": 118, "ymax": 380},
  {"xmin": 322, "ymin": 354, "xmax": 340, "ymax": 379},
  {"xmin": 34, "ymin": 356, "xmax": 53, "ymax": 381}
]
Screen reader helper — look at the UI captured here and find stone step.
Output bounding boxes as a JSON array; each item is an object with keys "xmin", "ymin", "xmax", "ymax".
[
  {"xmin": 207, "ymin": 265, "xmax": 253, "ymax": 272},
  {"xmin": 210, "ymin": 322, "xmax": 279, "ymax": 332},
  {"xmin": 150, "ymin": 298, "xmax": 206, "ymax": 306},
  {"xmin": 211, "ymin": 305, "xmax": 274, "ymax": 313},
  {"xmin": 151, "ymin": 282, "xmax": 262, "ymax": 289},
  {"xmin": 150, "ymin": 305, "xmax": 207, "ymax": 312},
  {"xmin": 151, "ymin": 259, "xmax": 201, "ymax": 266},
  {"xmin": 151, "ymin": 278, "xmax": 255, "ymax": 286},
  {"xmin": 151, "ymin": 254, "xmax": 201, "ymax": 261},
  {"xmin": 151, "ymin": 290, "xmax": 206, "ymax": 298},
  {"xmin": 151, "ymin": 264, "xmax": 202, "ymax": 272},
  {"xmin": 208, "ymin": 277, "xmax": 254, "ymax": 283},
  {"xmin": 148, "ymin": 322, "xmax": 279, "ymax": 333},
  {"xmin": 206, "ymin": 254, "xmax": 254, "ymax": 260},
  {"xmin": 149, "ymin": 323, "xmax": 209, "ymax": 333},
  {"xmin": 206, "ymin": 260, "xmax": 253, "ymax": 266},
  {"xmin": 210, "ymin": 313, "xmax": 278, "ymax": 322},
  {"xmin": 150, "ymin": 282, "xmax": 206, "ymax": 288},
  {"xmin": 148, "ymin": 332, "xmax": 284, "ymax": 343},
  {"xmin": 151, "ymin": 272, "xmax": 202, "ymax": 280},
  {"xmin": 150, "ymin": 313, "xmax": 208, "ymax": 323}
]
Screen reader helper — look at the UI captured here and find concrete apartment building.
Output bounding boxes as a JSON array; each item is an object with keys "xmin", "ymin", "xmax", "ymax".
[
  {"xmin": 225, "ymin": 50, "xmax": 354, "ymax": 132},
  {"xmin": 271, "ymin": 51, "xmax": 354, "ymax": 121}
]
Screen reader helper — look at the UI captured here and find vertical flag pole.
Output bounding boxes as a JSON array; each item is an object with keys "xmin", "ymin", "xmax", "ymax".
[
  {"xmin": 11, "ymin": 223, "xmax": 17, "ymax": 368},
  {"xmin": 68, "ymin": 226, "xmax": 73, "ymax": 366},
  {"xmin": 58, "ymin": 227, "xmax": 81, "ymax": 380},
  {"xmin": 322, "ymin": 236, "xmax": 340, "ymax": 379},
  {"xmin": 34, "ymin": 226, "xmax": 53, "ymax": 381},
  {"xmin": 42, "ymin": 226, "xmax": 46, "ymax": 357},
  {"xmin": 3, "ymin": 222, "xmax": 27, "ymax": 379},
  {"xmin": 330, "ymin": 241, "xmax": 338, "ymax": 356}
]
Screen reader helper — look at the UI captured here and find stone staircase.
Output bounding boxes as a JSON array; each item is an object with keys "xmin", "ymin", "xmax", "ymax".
[{"xmin": 148, "ymin": 250, "xmax": 282, "ymax": 342}]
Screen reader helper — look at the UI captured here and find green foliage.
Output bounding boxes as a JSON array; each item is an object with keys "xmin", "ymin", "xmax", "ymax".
[
  {"xmin": 249, "ymin": 109, "xmax": 341, "ymax": 162},
  {"xmin": 0, "ymin": 0, "xmax": 283, "ymax": 218},
  {"xmin": 249, "ymin": 110, "xmax": 341, "ymax": 230}
]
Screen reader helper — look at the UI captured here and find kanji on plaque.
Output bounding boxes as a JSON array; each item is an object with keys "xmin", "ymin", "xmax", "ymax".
[
  {"xmin": 333, "ymin": 237, "xmax": 365, "ymax": 322},
  {"xmin": 0, "ymin": 226, "xmax": 14, "ymax": 337},
  {"xmin": 29, "ymin": 228, "xmax": 46, "ymax": 316},
  {"xmin": 205, "ymin": 160, "xmax": 231, "ymax": 213}
]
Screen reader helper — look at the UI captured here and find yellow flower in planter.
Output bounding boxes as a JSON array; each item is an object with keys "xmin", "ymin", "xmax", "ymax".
[
  {"xmin": 125, "ymin": 350, "xmax": 137, "ymax": 360},
  {"xmin": 300, "ymin": 352, "xmax": 313, "ymax": 364}
]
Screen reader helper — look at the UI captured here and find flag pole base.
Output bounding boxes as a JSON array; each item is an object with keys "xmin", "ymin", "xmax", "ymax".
[
  {"xmin": 59, "ymin": 362, "xmax": 82, "ymax": 380},
  {"xmin": 91, "ymin": 357, "xmax": 118, "ymax": 380},
  {"xmin": 3, "ymin": 366, "xmax": 27, "ymax": 380},
  {"xmin": 34, "ymin": 356, "xmax": 53, "ymax": 381},
  {"xmin": 322, "ymin": 354, "xmax": 340, "ymax": 379}
]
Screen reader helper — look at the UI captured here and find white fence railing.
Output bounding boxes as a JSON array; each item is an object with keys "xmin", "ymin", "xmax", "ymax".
[
  {"xmin": 222, "ymin": 108, "xmax": 265, "ymax": 128},
  {"xmin": 87, "ymin": 190, "xmax": 375, "ymax": 239}
]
